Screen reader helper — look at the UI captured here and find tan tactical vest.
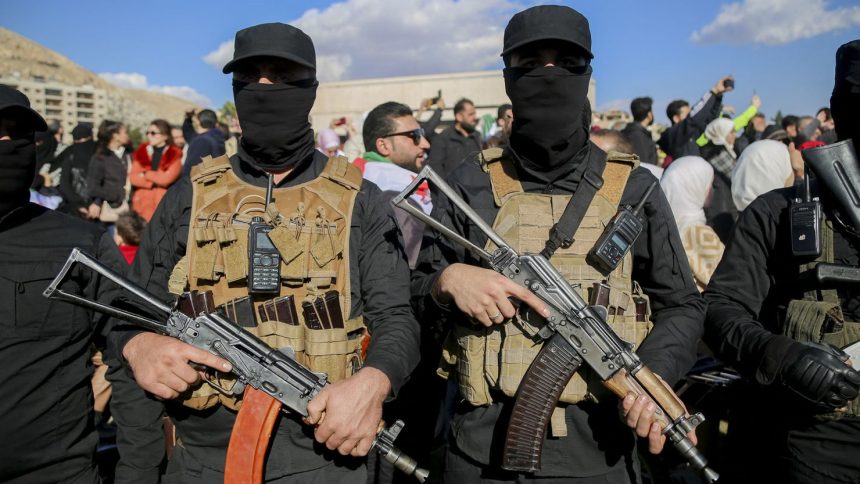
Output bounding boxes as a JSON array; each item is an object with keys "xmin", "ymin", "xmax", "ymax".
[
  {"xmin": 442, "ymin": 149, "xmax": 654, "ymax": 427},
  {"xmin": 170, "ymin": 154, "xmax": 366, "ymax": 411},
  {"xmin": 782, "ymin": 220, "xmax": 860, "ymax": 417}
]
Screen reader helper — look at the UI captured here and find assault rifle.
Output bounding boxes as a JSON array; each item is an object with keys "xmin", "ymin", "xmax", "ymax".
[
  {"xmin": 393, "ymin": 166, "xmax": 718, "ymax": 482},
  {"xmin": 43, "ymin": 248, "xmax": 428, "ymax": 483}
]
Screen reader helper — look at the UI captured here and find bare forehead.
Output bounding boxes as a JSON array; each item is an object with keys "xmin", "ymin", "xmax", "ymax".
[{"xmin": 392, "ymin": 115, "xmax": 419, "ymax": 130}]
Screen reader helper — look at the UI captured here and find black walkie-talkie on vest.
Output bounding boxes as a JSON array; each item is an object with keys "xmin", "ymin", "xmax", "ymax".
[
  {"xmin": 588, "ymin": 181, "xmax": 658, "ymax": 273},
  {"xmin": 790, "ymin": 167, "xmax": 822, "ymax": 258},
  {"xmin": 248, "ymin": 174, "xmax": 281, "ymax": 295}
]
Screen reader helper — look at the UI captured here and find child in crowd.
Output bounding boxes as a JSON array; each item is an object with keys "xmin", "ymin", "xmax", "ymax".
[{"xmin": 114, "ymin": 211, "xmax": 146, "ymax": 265}]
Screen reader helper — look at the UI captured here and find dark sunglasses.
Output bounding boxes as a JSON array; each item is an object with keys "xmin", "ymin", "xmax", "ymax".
[
  {"xmin": 385, "ymin": 127, "xmax": 425, "ymax": 145},
  {"xmin": 146, "ymin": 130, "xmax": 163, "ymax": 136}
]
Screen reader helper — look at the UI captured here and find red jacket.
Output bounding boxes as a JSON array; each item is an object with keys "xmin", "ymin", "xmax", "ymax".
[{"xmin": 130, "ymin": 143, "xmax": 182, "ymax": 220}]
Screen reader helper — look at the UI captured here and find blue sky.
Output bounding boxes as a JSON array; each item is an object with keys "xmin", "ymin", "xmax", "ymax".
[{"xmin": 3, "ymin": 0, "xmax": 859, "ymax": 123}]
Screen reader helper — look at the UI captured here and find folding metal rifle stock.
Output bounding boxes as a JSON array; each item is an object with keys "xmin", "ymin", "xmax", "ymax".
[{"xmin": 43, "ymin": 248, "xmax": 428, "ymax": 483}]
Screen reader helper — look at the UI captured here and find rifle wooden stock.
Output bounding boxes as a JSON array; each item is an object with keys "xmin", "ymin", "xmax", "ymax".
[
  {"xmin": 503, "ymin": 335, "xmax": 583, "ymax": 472},
  {"xmin": 224, "ymin": 386, "xmax": 283, "ymax": 484}
]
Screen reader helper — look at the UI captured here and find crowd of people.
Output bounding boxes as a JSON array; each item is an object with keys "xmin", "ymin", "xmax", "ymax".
[{"xmin": 1, "ymin": 5, "xmax": 859, "ymax": 484}]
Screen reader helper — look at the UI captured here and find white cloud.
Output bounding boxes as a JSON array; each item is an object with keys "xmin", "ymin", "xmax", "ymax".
[
  {"xmin": 692, "ymin": 0, "xmax": 860, "ymax": 45},
  {"xmin": 98, "ymin": 72, "xmax": 212, "ymax": 106},
  {"xmin": 203, "ymin": 0, "xmax": 521, "ymax": 81},
  {"xmin": 203, "ymin": 40, "xmax": 234, "ymax": 70}
]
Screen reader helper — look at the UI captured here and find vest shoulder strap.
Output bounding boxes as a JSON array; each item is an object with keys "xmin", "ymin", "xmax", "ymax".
[
  {"xmin": 481, "ymin": 148, "xmax": 524, "ymax": 206},
  {"xmin": 598, "ymin": 152, "xmax": 639, "ymax": 207},
  {"xmin": 190, "ymin": 154, "xmax": 232, "ymax": 184},
  {"xmin": 321, "ymin": 155, "xmax": 362, "ymax": 191}
]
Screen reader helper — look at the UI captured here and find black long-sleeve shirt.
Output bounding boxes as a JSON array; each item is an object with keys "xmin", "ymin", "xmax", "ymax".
[
  {"xmin": 180, "ymin": 128, "xmax": 226, "ymax": 178},
  {"xmin": 704, "ymin": 187, "xmax": 860, "ymax": 481},
  {"xmin": 658, "ymin": 91, "xmax": 723, "ymax": 160},
  {"xmin": 0, "ymin": 203, "xmax": 126, "ymax": 483},
  {"xmin": 411, "ymin": 143, "xmax": 705, "ymax": 475},
  {"xmin": 57, "ymin": 140, "xmax": 96, "ymax": 215},
  {"xmin": 621, "ymin": 121, "xmax": 658, "ymax": 166},
  {"xmin": 426, "ymin": 125, "xmax": 483, "ymax": 180},
  {"xmin": 108, "ymin": 149, "xmax": 420, "ymax": 478}
]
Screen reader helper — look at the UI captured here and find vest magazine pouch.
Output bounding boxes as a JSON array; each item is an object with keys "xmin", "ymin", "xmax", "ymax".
[
  {"xmin": 220, "ymin": 225, "xmax": 248, "ymax": 284},
  {"xmin": 453, "ymin": 323, "xmax": 493, "ymax": 406},
  {"xmin": 302, "ymin": 291, "xmax": 352, "ymax": 382},
  {"xmin": 269, "ymin": 222, "xmax": 308, "ymax": 284},
  {"xmin": 784, "ymin": 299, "xmax": 847, "ymax": 345},
  {"xmin": 257, "ymin": 295, "xmax": 306, "ymax": 364},
  {"xmin": 309, "ymin": 212, "xmax": 341, "ymax": 283}
]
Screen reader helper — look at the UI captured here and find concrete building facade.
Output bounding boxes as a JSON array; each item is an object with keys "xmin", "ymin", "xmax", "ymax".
[
  {"xmin": 311, "ymin": 69, "xmax": 596, "ymax": 132},
  {"xmin": 0, "ymin": 74, "xmax": 108, "ymax": 136}
]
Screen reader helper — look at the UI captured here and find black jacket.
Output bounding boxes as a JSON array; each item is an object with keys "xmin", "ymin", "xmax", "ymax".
[
  {"xmin": 658, "ymin": 91, "xmax": 723, "ymax": 160},
  {"xmin": 108, "ymin": 149, "xmax": 420, "ymax": 478},
  {"xmin": 426, "ymin": 125, "xmax": 483, "ymax": 180},
  {"xmin": 0, "ymin": 204, "xmax": 126, "ymax": 483},
  {"xmin": 621, "ymin": 121, "xmax": 658, "ymax": 166},
  {"xmin": 412, "ymin": 143, "xmax": 705, "ymax": 476},
  {"xmin": 57, "ymin": 140, "xmax": 97, "ymax": 215},
  {"xmin": 86, "ymin": 150, "xmax": 128, "ymax": 206},
  {"xmin": 704, "ymin": 188, "xmax": 860, "ymax": 482},
  {"xmin": 181, "ymin": 128, "xmax": 226, "ymax": 177}
]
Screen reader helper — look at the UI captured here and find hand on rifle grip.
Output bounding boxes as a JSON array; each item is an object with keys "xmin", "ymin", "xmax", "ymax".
[
  {"xmin": 435, "ymin": 263, "xmax": 549, "ymax": 327},
  {"xmin": 123, "ymin": 332, "xmax": 232, "ymax": 400}
]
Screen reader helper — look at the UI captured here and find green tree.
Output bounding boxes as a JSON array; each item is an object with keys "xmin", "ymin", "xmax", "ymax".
[
  {"xmin": 221, "ymin": 101, "xmax": 237, "ymax": 121},
  {"xmin": 129, "ymin": 127, "xmax": 143, "ymax": 147},
  {"xmin": 773, "ymin": 110, "xmax": 784, "ymax": 127}
]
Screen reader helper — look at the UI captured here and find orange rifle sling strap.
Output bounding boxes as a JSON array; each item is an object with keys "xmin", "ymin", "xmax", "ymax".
[{"xmin": 224, "ymin": 386, "xmax": 283, "ymax": 484}]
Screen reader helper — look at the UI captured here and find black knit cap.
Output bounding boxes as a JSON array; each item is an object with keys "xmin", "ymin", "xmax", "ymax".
[
  {"xmin": 501, "ymin": 5, "xmax": 593, "ymax": 59},
  {"xmin": 0, "ymin": 85, "xmax": 47, "ymax": 132},
  {"xmin": 222, "ymin": 22, "xmax": 316, "ymax": 74}
]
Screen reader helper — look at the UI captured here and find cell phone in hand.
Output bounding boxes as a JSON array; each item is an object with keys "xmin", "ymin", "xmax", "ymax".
[{"xmin": 724, "ymin": 78, "xmax": 735, "ymax": 90}]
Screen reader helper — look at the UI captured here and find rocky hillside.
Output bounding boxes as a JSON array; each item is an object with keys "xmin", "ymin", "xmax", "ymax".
[{"xmin": 0, "ymin": 27, "xmax": 200, "ymax": 126}]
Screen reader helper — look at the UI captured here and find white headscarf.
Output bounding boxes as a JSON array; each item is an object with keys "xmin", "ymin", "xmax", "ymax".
[
  {"xmin": 660, "ymin": 156, "xmax": 714, "ymax": 233},
  {"xmin": 705, "ymin": 117, "xmax": 736, "ymax": 157},
  {"xmin": 731, "ymin": 139, "xmax": 793, "ymax": 211}
]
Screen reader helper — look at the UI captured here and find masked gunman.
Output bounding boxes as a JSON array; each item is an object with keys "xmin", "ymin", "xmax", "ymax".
[
  {"xmin": 411, "ymin": 6, "xmax": 705, "ymax": 482},
  {"xmin": 109, "ymin": 23, "xmax": 419, "ymax": 482},
  {"xmin": 0, "ymin": 85, "xmax": 126, "ymax": 483},
  {"xmin": 704, "ymin": 39, "xmax": 860, "ymax": 484}
]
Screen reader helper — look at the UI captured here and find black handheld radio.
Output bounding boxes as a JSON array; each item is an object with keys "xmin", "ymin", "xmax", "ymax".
[
  {"xmin": 588, "ymin": 181, "xmax": 658, "ymax": 273},
  {"xmin": 790, "ymin": 169, "xmax": 822, "ymax": 258},
  {"xmin": 248, "ymin": 174, "xmax": 281, "ymax": 295}
]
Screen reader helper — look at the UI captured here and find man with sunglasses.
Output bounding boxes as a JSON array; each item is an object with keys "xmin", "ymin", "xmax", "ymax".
[
  {"xmin": 412, "ymin": 6, "xmax": 705, "ymax": 483},
  {"xmin": 108, "ymin": 23, "xmax": 420, "ymax": 483}
]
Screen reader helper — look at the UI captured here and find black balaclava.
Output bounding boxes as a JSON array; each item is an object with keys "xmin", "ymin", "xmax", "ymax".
[
  {"xmin": 504, "ymin": 64, "xmax": 592, "ymax": 178},
  {"xmin": 831, "ymin": 39, "xmax": 860, "ymax": 148},
  {"xmin": 233, "ymin": 79, "xmax": 318, "ymax": 172},
  {"xmin": 0, "ymin": 138, "xmax": 37, "ymax": 216}
]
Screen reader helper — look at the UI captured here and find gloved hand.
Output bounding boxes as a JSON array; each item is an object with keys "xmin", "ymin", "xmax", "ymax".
[{"xmin": 781, "ymin": 342, "xmax": 860, "ymax": 411}]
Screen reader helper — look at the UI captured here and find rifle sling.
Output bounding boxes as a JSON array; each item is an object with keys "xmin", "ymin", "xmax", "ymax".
[
  {"xmin": 502, "ymin": 333, "xmax": 584, "ymax": 473},
  {"xmin": 540, "ymin": 151, "xmax": 606, "ymax": 259}
]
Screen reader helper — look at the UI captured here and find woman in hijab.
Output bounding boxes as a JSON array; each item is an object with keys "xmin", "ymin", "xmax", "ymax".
[
  {"xmin": 731, "ymin": 139, "xmax": 795, "ymax": 211},
  {"xmin": 661, "ymin": 156, "xmax": 725, "ymax": 291},
  {"xmin": 702, "ymin": 117, "xmax": 739, "ymax": 243}
]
